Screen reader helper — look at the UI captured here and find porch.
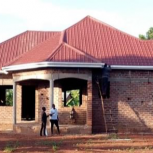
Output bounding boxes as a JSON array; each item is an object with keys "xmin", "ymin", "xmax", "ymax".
[{"xmin": 13, "ymin": 122, "xmax": 91, "ymax": 135}]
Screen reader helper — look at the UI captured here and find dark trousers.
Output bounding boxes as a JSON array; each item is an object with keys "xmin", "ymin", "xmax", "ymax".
[
  {"xmin": 40, "ymin": 122, "xmax": 46, "ymax": 136},
  {"xmin": 50, "ymin": 120, "xmax": 60, "ymax": 134},
  {"xmin": 99, "ymin": 77, "xmax": 110, "ymax": 98}
]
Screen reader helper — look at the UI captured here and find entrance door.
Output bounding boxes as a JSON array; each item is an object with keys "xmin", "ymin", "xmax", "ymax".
[{"xmin": 22, "ymin": 86, "xmax": 35, "ymax": 120}]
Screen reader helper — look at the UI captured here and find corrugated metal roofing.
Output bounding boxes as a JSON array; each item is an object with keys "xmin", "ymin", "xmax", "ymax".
[
  {"xmin": 0, "ymin": 31, "xmax": 60, "ymax": 69},
  {"xmin": 64, "ymin": 16, "xmax": 153, "ymax": 66},
  {"xmin": 47, "ymin": 43, "xmax": 100, "ymax": 63},
  {"xmin": 7, "ymin": 32, "xmax": 62, "ymax": 65},
  {"xmin": 1, "ymin": 16, "xmax": 153, "ymax": 69}
]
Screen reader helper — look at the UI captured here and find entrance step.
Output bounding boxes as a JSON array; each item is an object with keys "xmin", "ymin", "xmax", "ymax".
[{"xmin": 13, "ymin": 123, "xmax": 91, "ymax": 135}]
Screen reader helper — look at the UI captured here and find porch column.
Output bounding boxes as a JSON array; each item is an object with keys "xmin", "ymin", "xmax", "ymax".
[
  {"xmin": 87, "ymin": 80, "xmax": 92, "ymax": 127},
  {"xmin": 49, "ymin": 79, "xmax": 54, "ymax": 109},
  {"xmin": 13, "ymin": 82, "xmax": 16, "ymax": 124}
]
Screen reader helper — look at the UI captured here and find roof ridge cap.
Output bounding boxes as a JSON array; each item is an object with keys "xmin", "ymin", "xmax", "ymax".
[
  {"xmin": 0, "ymin": 31, "xmax": 29, "ymax": 45},
  {"xmin": 46, "ymin": 43, "xmax": 64, "ymax": 60},
  {"xmin": 48, "ymin": 42, "xmax": 101, "ymax": 63},
  {"xmin": 65, "ymin": 16, "xmax": 90, "ymax": 31},
  {"xmin": 89, "ymin": 16, "xmax": 140, "ymax": 41},
  {"xmin": 64, "ymin": 43, "xmax": 101, "ymax": 62}
]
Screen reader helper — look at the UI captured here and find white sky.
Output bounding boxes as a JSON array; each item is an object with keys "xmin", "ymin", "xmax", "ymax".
[{"xmin": 0, "ymin": 0, "xmax": 153, "ymax": 43}]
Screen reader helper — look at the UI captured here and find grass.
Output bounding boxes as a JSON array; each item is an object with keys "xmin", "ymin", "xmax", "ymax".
[
  {"xmin": 107, "ymin": 133, "xmax": 119, "ymax": 139},
  {"xmin": 3, "ymin": 141, "xmax": 20, "ymax": 153},
  {"xmin": 35, "ymin": 140, "xmax": 63, "ymax": 151}
]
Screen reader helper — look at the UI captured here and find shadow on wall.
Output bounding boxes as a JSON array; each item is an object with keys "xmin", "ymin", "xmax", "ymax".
[
  {"xmin": 50, "ymin": 55, "xmax": 153, "ymax": 66},
  {"xmin": 91, "ymin": 56, "xmax": 153, "ymax": 133}
]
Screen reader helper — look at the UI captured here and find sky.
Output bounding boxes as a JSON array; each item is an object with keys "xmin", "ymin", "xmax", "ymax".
[{"xmin": 0, "ymin": 0, "xmax": 153, "ymax": 43}]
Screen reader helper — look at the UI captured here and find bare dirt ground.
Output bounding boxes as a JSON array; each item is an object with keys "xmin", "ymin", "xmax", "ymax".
[{"xmin": 1, "ymin": 132, "xmax": 153, "ymax": 153}]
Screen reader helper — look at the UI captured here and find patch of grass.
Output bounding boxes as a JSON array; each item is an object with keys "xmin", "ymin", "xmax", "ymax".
[
  {"xmin": 3, "ymin": 146, "xmax": 15, "ymax": 153},
  {"xmin": 144, "ymin": 146, "xmax": 153, "ymax": 150},
  {"xmin": 86, "ymin": 139, "xmax": 92, "ymax": 145},
  {"xmin": 107, "ymin": 133, "xmax": 119, "ymax": 139},
  {"xmin": 3, "ymin": 141, "xmax": 20, "ymax": 153},
  {"xmin": 52, "ymin": 144, "xmax": 58, "ymax": 151},
  {"xmin": 36, "ymin": 140, "xmax": 62, "ymax": 146},
  {"xmin": 36, "ymin": 140, "xmax": 62, "ymax": 151}
]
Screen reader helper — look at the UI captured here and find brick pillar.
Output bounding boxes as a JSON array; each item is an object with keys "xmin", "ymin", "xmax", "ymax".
[
  {"xmin": 16, "ymin": 84, "xmax": 22, "ymax": 123},
  {"xmin": 13, "ymin": 82, "xmax": 16, "ymax": 124},
  {"xmin": 86, "ymin": 80, "xmax": 92, "ymax": 126}
]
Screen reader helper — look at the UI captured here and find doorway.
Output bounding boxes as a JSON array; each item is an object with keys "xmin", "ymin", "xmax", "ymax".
[{"xmin": 22, "ymin": 86, "xmax": 35, "ymax": 120}]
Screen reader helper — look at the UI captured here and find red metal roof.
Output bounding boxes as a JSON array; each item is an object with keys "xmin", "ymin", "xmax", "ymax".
[
  {"xmin": 0, "ymin": 31, "xmax": 60, "ymax": 69},
  {"xmin": 7, "ymin": 32, "xmax": 62, "ymax": 65},
  {"xmin": 64, "ymin": 16, "xmax": 153, "ymax": 66},
  {"xmin": 1, "ymin": 16, "xmax": 153, "ymax": 69},
  {"xmin": 47, "ymin": 43, "xmax": 100, "ymax": 63}
]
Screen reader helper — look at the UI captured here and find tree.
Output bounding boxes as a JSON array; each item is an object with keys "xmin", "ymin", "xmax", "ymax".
[
  {"xmin": 139, "ymin": 27, "xmax": 153, "ymax": 40},
  {"xmin": 66, "ymin": 90, "xmax": 80, "ymax": 107},
  {"xmin": 6, "ymin": 89, "xmax": 13, "ymax": 106}
]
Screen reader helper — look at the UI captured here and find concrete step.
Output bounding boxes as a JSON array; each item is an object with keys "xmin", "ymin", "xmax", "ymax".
[{"xmin": 13, "ymin": 123, "xmax": 92, "ymax": 135}]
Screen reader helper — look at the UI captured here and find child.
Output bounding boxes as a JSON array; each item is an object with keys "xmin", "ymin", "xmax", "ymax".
[{"xmin": 40, "ymin": 107, "xmax": 48, "ymax": 136}]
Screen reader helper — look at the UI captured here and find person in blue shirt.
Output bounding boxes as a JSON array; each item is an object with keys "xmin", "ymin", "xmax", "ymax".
[{"xmin": 50, "ymin": 104, "xmax": 60, "ymax": 135}]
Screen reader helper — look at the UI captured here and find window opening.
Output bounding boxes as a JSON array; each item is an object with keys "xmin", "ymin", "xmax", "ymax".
[
  {"xmin": 63, "ymin": 89, "xmax": 81, "ymax": 107},
  {"xmin": 0, "ymin": 86, "xmax": 13, "ymax": 106}
]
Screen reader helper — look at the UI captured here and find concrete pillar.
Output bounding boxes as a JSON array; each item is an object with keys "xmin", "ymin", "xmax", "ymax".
[
  {"xmin": 13, "ymin": 82, "xmax": 16, "ymax": 124},
  {"xmin": 49, "ymin": 79, "xmax": 54, "ymax": 109}
]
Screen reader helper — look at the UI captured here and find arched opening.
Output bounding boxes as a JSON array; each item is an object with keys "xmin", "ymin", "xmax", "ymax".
[
  {"xmin": 18, "ymin": 79, "xmax": 49, "ymax": 121},
  {"xmin": 54, "ymin": 78, "xmax": 88, "ymax": 125}
]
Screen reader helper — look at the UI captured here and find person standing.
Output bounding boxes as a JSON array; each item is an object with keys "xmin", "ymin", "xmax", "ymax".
[
  {"xmin": 50, "ymin": 104, "xmax": 60, "ymax": 135},
  {"xmin": 40, "ymin": 107, "xmax": 48, "ymax": 136},
  {"xmin": 99, "ymin": 64, "xmax": 111, "ymax": 98}
]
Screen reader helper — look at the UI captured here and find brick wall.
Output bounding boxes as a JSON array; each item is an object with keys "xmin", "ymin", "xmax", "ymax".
[
  {"xmin": 0, "ymin": 106, "xmax": 13, "ymax": 130},
  {"xmin": 0, "ymin": 106, "xmax": 13, "ymax": 123},
  {"xmin": 92, "ymin": 70, "xmax": 153, "ymax": 133},
  {"xmin": 2, "ymin": 69, "xmax": 153, "ymax": 134},
  {"xmin": 54, "ymin": 74, "xmax": 90, "ymax": 125},
  {"xmin": 12, "ymin": 69, "xmax": 92, "ymax": 127},
  {"xmin": 0, "ymin": 74, "xmax": 13, "ymax": 130}
]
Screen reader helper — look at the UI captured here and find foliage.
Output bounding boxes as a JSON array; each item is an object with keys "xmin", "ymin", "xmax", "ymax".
[
  {"xmin": 139, "ymin": 27, "xmax": 153, "ymax": 40},
  {"xmin": 52, "ymin": 144, "xmax": 58, "ymax": 151},
  {"xmin": 107, "ymin": 133, "xmax": 119, "ymax": 139},
  {"xmin": 66, "ymin": 90, "xmax": 80, "ymax": 107},
  {"xmin": 6, "ymin": 89, "xmax": 13, "ymax": 106},
  {"xmin": 3, "ymin": 141, "xmax": 19, "ymax": 153}
]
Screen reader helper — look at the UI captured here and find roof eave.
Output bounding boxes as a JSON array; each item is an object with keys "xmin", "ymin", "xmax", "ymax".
[
  {"xmin": 2, "ymin": 62, "xmax": 105, "ymax": 71},
  {"xmin": 2, "ymin": 62, "xmax": 153, "ymax": 72},
  {"xmin": 112, "ymin": 65, "xmax": 153, "ymax": 70},
  {"xmin": 0, "ymin": 70, "xmax": 9, "ymax": 74}
]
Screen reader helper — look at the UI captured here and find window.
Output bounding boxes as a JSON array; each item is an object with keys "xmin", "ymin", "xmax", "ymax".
[
  {"xmin": 58, "ymin": 78, "xmax": 87, "ymax": 107},
  {"xmin": 6, "ymin": 89, "xmax": 13, "ymax": 106},
  {"xmin": 0, "ymin": 86, "xmax": 13, "ymax": 106},
  {"xmin": 62, "ymin": 89, "xmax": 81, "ymax": 107}
]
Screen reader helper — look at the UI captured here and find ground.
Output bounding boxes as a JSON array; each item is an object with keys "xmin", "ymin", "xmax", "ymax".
[{"xmin": 1, "ymin": 132, "xmax": 153, "ymax": 153}]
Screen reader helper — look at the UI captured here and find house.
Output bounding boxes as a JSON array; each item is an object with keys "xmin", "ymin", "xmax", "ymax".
[{"xmin": 1, "ymin": 16, "xmax": 153, "ymax": 134}]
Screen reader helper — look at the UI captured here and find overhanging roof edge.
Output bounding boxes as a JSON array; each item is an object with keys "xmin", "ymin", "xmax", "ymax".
[
  {"xmin": 2, "ymin": 62, "xmax": 105, "ymax": 71},
  {"xmin": 2, "ymin": 62, "xmax": 153, "ymax": 72}
]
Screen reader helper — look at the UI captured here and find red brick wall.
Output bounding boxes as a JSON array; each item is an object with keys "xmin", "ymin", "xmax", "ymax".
[
  {"xmin": 0, "ymin": 74, "xmax": 13, "ymax": 130},
  {"xmin": 54, "ymin": 78, "xmax": 89, "ymax": 125},
  {"xmin": 0, "ymin": 107, "xmax": 13, "ymax": 123},
  {"xmin": 0, "ymin": 106, "xmax": 13, "ymax": 130},
  {"xmin": 4, "ymin": 69, "xmax": 153, "ymax": 134},
  {"xmin": 12, "ymin": 69, "xmax": 92, "ymax": 126},
  {"xmin": 92, "ymin": 70, "xmax": 153, "ymax": 133}
]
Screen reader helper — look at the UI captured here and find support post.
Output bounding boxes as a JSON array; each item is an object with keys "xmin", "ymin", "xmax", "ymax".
[
  {"xmin": 49, "ymin": 79, "xmax": 54, "ymax": 109},
  {"xmin": 13, "ymin": 82, "xmax": 16, "ymax": 124}
]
